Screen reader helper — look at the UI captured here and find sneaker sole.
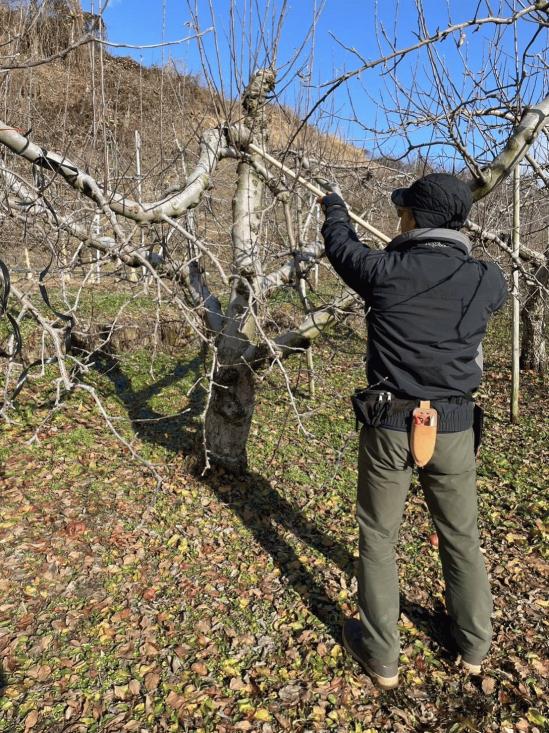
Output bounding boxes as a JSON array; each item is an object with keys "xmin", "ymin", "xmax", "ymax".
[
  {"xmin": 343, "ymin": 628, "xmax": 399, "ymax": 690},
  {"xmin": 461, "ymin": 660, "xmax": 482, "ymax": 675}
]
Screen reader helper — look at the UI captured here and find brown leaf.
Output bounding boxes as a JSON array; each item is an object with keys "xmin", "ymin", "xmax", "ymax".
[
  {"xmin": 166, "ymin": 690, "xmax": 185, "ymax": 710},
  {"xmin": 191, "ymin": 662, "xmax": 208, "ymax": 676},
  {"xmin": 128, "ymin": 679, "xmax": 141, "ymax": 696},
  {"xmin": 234, "ymin": 723, "xmax": 252, "ymax": 731},
  {"xmin": 105, "ymin": 712, "xmax": 126, "ymax": 731},
  {"xmin": 278, "ymin": 684, "xmax": 301, "ymax": 705},
  {"xmin": 229, "ymin": 677, "xmax": 246, "ymax": 691},
  {"xmin": 24, "ymin": 711, "xmax": 39, "ymax": 732},
  {"xmin": 141, "ymin": 642, "xmax": 159, "ymax": 656},
  {"xmin": 144, "ymin": 672, "xmax": 160, "ymax": 692},
  {"xmin": 114, "ymin": 685, "xmax": 128, "ymax": 700},
  {"xmin": 142, "ymin": 587, "xmax": 157, "ymax": 601},
  {"xmin": 481, "ymin": 677, "xmax": 496, "ymax": 695},
  {"xmin": 65, "ymin": 521, "xmax": 86, "ymax": 537},
  {"xmin": 27, "ymin": 664, "xmax": 51, "ymax": 682},
  {"xmin": 16, "ymin": 614, "xmax": 34, "ymax": 630}
]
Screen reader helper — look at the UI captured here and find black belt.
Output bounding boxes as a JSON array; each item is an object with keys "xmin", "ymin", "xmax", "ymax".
[{"xmin": 351, "ymin": 388, "xmax": 476, "ymax": 434}]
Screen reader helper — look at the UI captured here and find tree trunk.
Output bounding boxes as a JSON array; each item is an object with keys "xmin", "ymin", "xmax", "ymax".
[
  {"xmin": 203, "ymin": 363, "xmax": 256, "ymax": 474},
  {"xmin": 520, "ymin": 273, "xmax": 547, "ymax": 373},
  {"xmin": 202, "ymin": 69, "xmax": 275, "ymax": 473}
]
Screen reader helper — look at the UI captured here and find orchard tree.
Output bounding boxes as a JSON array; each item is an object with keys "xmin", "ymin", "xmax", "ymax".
[{"xmin": 0, "ymin": 0, "xmax": 547, "ymax": 472}]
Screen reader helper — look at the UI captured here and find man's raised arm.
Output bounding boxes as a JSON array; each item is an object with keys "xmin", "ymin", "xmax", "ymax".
[{"xmin": 320, "ymin": 193, "xmax": 382, "ymax": 300}]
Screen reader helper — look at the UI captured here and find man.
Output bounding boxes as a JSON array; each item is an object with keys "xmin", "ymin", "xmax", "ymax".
[{"xmin": 318, "ymin": 173, "xmax": 507, "ymax": 690}]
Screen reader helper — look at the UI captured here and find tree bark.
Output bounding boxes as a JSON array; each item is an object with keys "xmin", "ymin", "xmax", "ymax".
[
  {"xmin": 203, "ymin": 370, "xmax": 256, "ymax": 472},
  {"xmin": 521, "ymin": 268, "xmax": 548, "ymax": 373},
  {"xmin": 470, "ymin": 94, "xmax": 549, "ymax": 201},
  {"xmin": 203, "ymin": 69, "xmax": 276, "ymax": 473}
]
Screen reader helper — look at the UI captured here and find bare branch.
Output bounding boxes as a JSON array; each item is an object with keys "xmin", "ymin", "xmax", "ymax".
[
  {"xmin": 0, "ymin": 122, "xmax": 237, "ymax": 224},
  {"xmin": 470, "ymin": 95, "xmax": 549, "ymax": 199}
]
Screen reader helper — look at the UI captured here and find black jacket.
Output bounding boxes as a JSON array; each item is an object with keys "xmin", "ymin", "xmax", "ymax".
[{"xmin": 321, "ymin": 196, "xmax": 507, "ymax": 428}]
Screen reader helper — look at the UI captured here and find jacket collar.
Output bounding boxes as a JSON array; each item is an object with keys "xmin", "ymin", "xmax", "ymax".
[{"xmin": 386, "ymin": 228, "xmax": 472, "ymax": 255}]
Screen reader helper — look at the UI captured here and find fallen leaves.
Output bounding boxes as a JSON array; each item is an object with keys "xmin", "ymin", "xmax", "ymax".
[
  {"xmin": 166, "ymin": 690, "xmax": 186, "ymax": 710},
  {"xmin": 0, "ymin": 319, "xmax": 547, "ymax": 733},
  {"xmin": 65, "ymin": 520, "xmax": 87, "ymax": 537},
  {"xmin": 144, "ymin": 671, "xmax": 160, "ymax": 692},
  {"xmin": 24, "ymin": 711, "xmax": 39, "ymax": 731},
  {"xmin": 191, "ymin": 661, "xmax": 208, "ymax": 676},
  {"xmin": 26, "ymin": 664, "xmax": 51, "ymax": 682}
]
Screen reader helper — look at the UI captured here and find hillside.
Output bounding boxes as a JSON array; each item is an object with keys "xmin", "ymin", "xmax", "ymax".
[{"xmin": 0, "ymin": 2, "xmax": 400, "ymax": 269}]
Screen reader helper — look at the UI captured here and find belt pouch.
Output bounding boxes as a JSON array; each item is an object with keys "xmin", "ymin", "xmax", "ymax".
[
  {"xmin": 410, "ymin": 400, "xmax": 438, "ymax": 467},
  {"xmin": 351, "ymin": 389, "xmax": 387, "ymax": 429}
]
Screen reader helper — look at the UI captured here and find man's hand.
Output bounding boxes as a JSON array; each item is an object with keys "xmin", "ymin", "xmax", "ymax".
[
  {"xmin": 317, "ymin": 191, "xmax": 347, "ymax": 213},
  {"xmin": 316, "ymin": 192, "xmax": 332, "ymax": 209}
]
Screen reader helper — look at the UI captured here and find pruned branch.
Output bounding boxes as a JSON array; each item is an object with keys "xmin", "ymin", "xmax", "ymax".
[
  {"xmin": 470, "ymin": 95, "xmax": 549, "ymax": 200},
  {"xmin": 243, "ymin": 291, "xmax": 360, "ymax": 367}
]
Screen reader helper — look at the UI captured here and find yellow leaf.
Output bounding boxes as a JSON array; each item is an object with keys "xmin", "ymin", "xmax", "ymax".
[{"xmin": 254, "ymin": 708, "xmax": 272, "ymax": 722}]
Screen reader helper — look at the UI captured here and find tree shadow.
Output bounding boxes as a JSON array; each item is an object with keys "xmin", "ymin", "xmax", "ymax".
[
  {"xmin": 92, "ymin": 352, "xmax": 204, "ymax": 454},
  {"xmin": 202, "ymin": 468, "xmax": 356, "ymax": 640},
  {"xmin": 91, "ymin": 351, "xmax": 359, "ymax": 640},
  {"xmin": 91, "ymin": 352, "xmax": 447, "ymax": 647}
]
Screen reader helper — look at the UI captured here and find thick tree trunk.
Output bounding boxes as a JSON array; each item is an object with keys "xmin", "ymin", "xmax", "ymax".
[
  {"xmin": 202, "ymin": 69, "xmax": 275, "ymax": 473},
  {"xmin": 203, "ymin": 363, "xmax": 256, "ymax": 474},
  {"xmin": 203, "ymin": 277, "xmax": 259, "ymax": 473}
]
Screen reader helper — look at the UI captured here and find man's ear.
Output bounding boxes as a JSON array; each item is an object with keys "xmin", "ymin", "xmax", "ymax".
[{"xmin": 399, "ymin": 208, "xmax": 417, "ymax": 233}]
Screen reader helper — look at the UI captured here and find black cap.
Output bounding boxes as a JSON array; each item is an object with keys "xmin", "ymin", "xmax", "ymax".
[{"xmin": 391, "ymin": 173, "xmax": 473, "ymax": 230}]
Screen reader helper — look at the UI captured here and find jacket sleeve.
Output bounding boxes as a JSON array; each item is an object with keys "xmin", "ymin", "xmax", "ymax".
[
  {"xmin": 320, "ymin": 193, "xmax": 382, "ymax": 300},
  {"xmin": 487, "ymin": 263, "xmax": 508, "ymax": 312}
]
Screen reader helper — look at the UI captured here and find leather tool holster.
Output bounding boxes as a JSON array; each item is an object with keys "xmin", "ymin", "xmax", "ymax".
[{"xmin": 410, "ymin": 400, "xmax": 438, "ymax": 467}]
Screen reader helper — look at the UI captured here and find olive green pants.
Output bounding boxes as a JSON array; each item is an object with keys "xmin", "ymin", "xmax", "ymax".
[{"xmin": 356, "ymin": 426, "xmax": 492, "ymax": 666}]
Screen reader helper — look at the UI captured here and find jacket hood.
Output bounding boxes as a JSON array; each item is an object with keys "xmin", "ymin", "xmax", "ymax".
[{"xmin": 387, "ymin": 228, "xmax": 472, "ymax": 255}]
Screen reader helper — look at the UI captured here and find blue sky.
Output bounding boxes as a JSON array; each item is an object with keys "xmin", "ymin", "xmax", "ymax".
[{"xmin": 82, "ymin": 1, "xmax": 547, "ymax": 166}]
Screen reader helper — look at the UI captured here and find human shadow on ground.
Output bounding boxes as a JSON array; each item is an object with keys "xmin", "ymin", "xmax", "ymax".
[
  {"xmin": 93, "ymin": 353, "xmax": 453, "ymax": 648},
  {"xmin": 202, "ymin": 468, "xmax": 356, "ymax": 641},
  {"xmin": 400, "ymin": 595, "xmax": 457, "ymax": 661}
]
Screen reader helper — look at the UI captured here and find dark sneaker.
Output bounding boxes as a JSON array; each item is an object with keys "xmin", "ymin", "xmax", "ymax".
[{"xmin": 342, "ymin": 618, "xmax": 399, "ymax": 690}]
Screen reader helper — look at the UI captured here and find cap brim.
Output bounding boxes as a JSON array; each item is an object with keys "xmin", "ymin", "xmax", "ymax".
[
  {"xmin": 391, "ymin": 188, "xmax": 408, "ymax": 207},
  {"xmin": 391, "ymin": 188, "xmax": 408, "ymax": 208}
]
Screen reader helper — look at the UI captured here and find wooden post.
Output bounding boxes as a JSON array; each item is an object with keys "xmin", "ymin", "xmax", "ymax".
[
  {"xmin": 132, "ymin": 129, "xmax": 143, "ymax": 286},
  {"xmin": 511, "ymin": 165, "xmax": 520, "ymax": 423},
  {"xmin": 24, "ymin": 247, "xmax": 32, "ymax": 280},
  {"xmin": 93, "ymin": 213, "xmax": 101, "ymax": 285},
  {"xmin": 314, "ymin": 203, "xmax": 320, "ymax": 288}
]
